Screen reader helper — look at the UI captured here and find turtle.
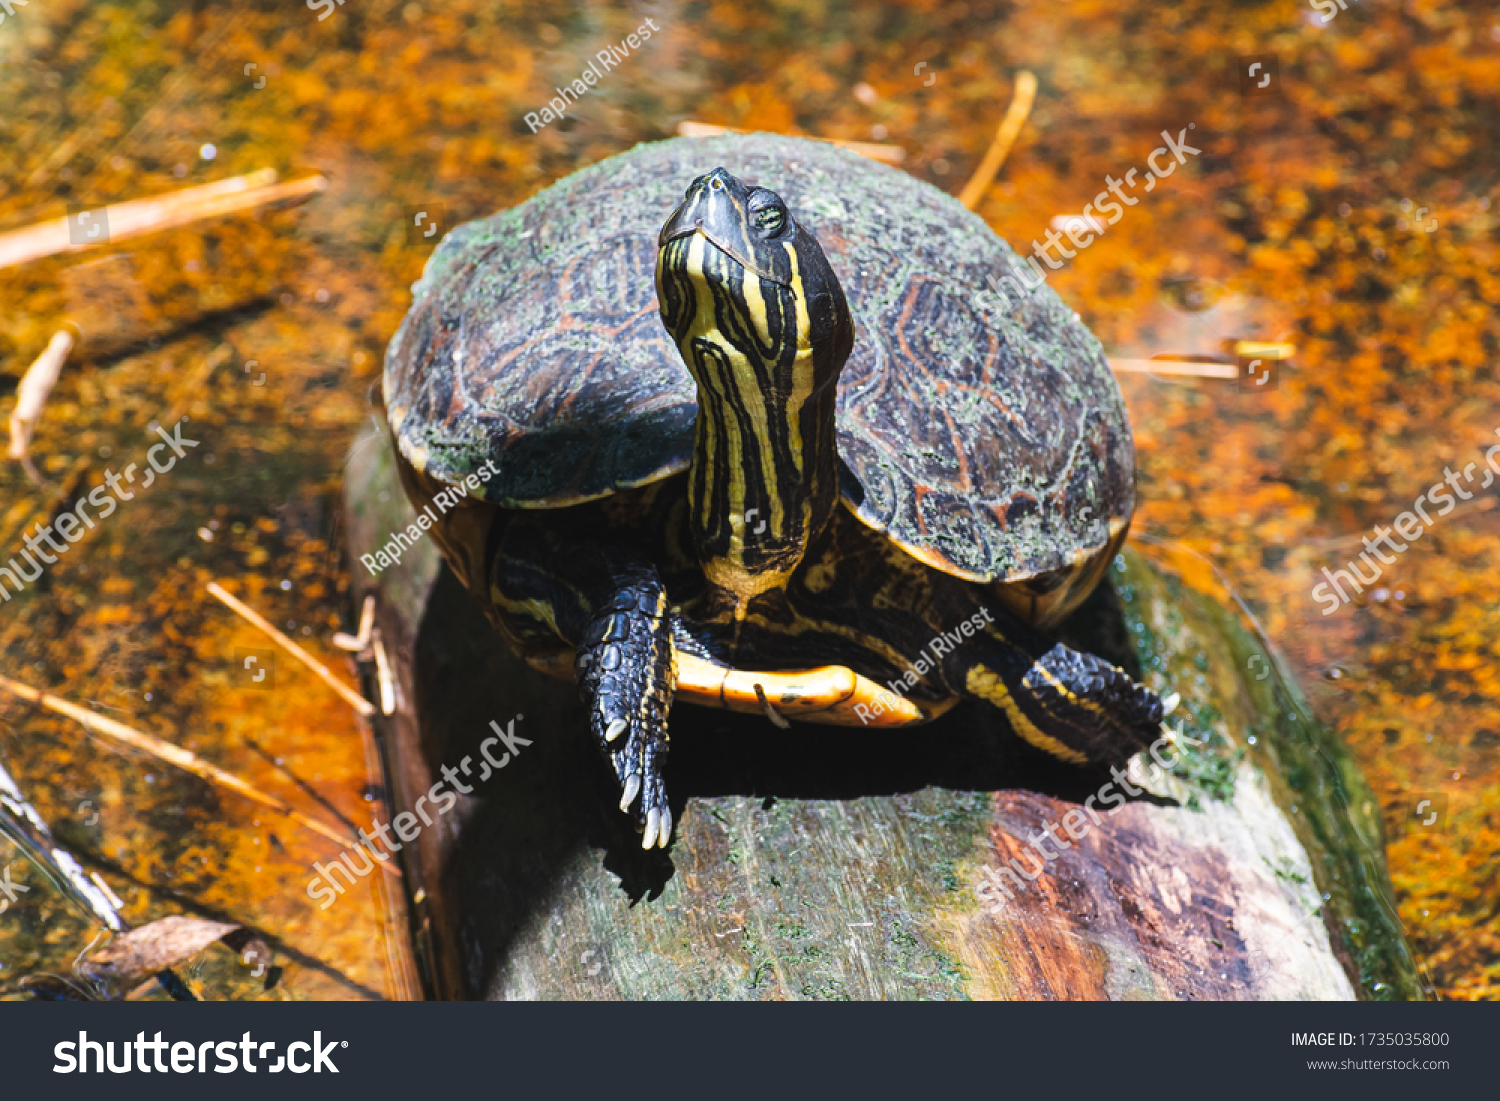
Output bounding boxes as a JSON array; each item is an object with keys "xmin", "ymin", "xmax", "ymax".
[{"xmin": 383, "ymin": 133, "xmax": 1166, "ymax": 850}]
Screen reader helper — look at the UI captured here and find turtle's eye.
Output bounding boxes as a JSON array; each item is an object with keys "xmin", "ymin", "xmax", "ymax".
[{"xmin": 751, "ymin": 203, "xmax": 786, "ymax": 236}]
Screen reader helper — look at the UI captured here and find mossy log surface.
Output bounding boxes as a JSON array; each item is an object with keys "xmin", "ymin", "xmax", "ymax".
[{"xmin": 345, "ymin": 422, "xmax": 1422, "ymax": 1001}]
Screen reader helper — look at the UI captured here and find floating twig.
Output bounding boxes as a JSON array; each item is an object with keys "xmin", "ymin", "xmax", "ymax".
[
  {"xmin": 371, "ymin": 628, "xmax": 396, "ymax": 716},
  {"xmin": 958, "ymin": 71, "xmax": 1038, "ymax": 210},
  {"xmin": 206, "ymin": 581, "xmax": 377, "ymax": 717},
  {"xmin": 0, "ymin": 673, "xmax": 385, "ymax": 869},
  {"xmin": 0, "ymin": 171, "xmax": 328, "ymax": 270},
  {"xmin": 1109, "ymin": 341, "xmax": 1296, "ymax": 380},
  {"xmin": 331, "ymin": 593, "xmax": 376, "ymax": 655},
  {"xmin": 7, "ymin": 330, "xmax": 74, "ymax": 484},
  {"xmin": 676, "ymin": 121, "xmax": 906, "ymax": 164},
  {"xmin": 1108, "ymin": 357, "xmax": 1240, "ymax": 379}
]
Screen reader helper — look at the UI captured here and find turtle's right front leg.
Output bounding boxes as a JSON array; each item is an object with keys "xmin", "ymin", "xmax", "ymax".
[
  {"xmin": 489, "ymin": 511, "xmax": 679, "ymax": 849},
  {"xmin": 573, "ymin": 564, "xmax": 678, "ymax": 849}
]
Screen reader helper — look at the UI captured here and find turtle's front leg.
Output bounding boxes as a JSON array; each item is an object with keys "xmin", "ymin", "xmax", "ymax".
[
  {"xmin": 574, "ymin": 565, "xmax": 677, "ymax": 849},
  {"xmin": 489, "ymin": 510, "xmax": 678, "ymax": 849}
]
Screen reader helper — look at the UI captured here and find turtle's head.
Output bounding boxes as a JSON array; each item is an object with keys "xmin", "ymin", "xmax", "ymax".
[
  {"xmin": 656, "ymin": 167, "xmax": 852, "ymax": 612},
  {"xmin": 656, "ymin": 168, "xmax": 852, "ymax": 383}
]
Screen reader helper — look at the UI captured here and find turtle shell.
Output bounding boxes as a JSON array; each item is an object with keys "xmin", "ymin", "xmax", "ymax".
[{"xmin": 384, "ymin": 133, "xmax": 1134, "ymax": 585}]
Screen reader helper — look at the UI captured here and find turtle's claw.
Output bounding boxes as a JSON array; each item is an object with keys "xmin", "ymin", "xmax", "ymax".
[
  {"xmin": 589, "ymin": 702, "xmax": 672, "ymax": 846},
  {"xmin": 593, "ymin": 705, "xmax": 671, "ymax": 846},
  {"xmin": 642, "ymin": 802, "xmax": 675, "ymax": 850},
  {"xmin": 624, "ymin": 718, "xmax": 672, "ymax": 849},
  {"xmin": 619, "ymin": 772, "xmax": 642, "ymax": 812}
]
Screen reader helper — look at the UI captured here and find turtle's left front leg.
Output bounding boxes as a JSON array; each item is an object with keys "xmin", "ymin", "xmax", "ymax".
[{"xmin": 490, "ymin": 511, "xmax": 678, "ymax": 849}]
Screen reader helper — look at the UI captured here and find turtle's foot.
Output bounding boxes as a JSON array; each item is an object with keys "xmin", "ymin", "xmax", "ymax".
[
  {"xmin": 954, "ymin": 617, "xmax": 1165, "ymax": 768},
  {"xmin": 1020, "ymin": 644, "xmax": 1165, "ymax": 766},
  {"xmin": 575, "ymin": 570, "xmax": 677, "ymax": 849}
]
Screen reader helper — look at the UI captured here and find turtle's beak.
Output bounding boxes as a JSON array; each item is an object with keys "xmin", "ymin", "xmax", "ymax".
[{"xmin": 659, "ymin": 168, "xmax": 791, "ymax": 286}]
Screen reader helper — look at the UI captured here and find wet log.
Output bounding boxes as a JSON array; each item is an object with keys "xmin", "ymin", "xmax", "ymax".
[{"xmin": 343, "ymin": 419, "xmax": 1423, "ymax": 1000}]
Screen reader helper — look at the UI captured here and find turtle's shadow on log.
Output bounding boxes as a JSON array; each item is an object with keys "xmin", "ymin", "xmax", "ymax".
[{"xmin": 411, "ymin": 566, "xmax": 1173, "ymax": 998}]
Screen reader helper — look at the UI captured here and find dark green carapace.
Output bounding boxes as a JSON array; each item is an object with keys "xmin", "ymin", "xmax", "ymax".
[{"xmin": 385, "ymin": 134, "xmax": 1135, "ymax": 588}]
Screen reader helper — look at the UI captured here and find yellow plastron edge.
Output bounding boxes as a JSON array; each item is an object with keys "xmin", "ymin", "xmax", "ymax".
[{"xmin": 523, "ymin": 650, "xmax": 955, "ymax": 727}]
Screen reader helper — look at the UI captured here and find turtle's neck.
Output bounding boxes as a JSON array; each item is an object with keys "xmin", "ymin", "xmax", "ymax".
[
  {"xmin": 667, "ymin": 236, "xmax": 845, "ymax": 618},
  {"xmin": 685, "ymin": 340, "xmax": 842, "ymax": 615}
]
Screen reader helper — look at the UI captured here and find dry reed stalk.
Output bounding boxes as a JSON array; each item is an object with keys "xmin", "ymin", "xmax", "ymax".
[
  {"xmin": 676, "ymin": 121, "xmax": 905, "ymax": 163},
  {"xmin": 206, "ymin": 582, "xmax": 376, "ymax": 717},
  {"xmin": 0, "ymin": 672, "xmax": 397, "ymax": 881},
  {"xmin": 7, "ymin": 330, "xmax": 75, "ymax": 482},
  {"xmin": 957, "ymin": 71, "xmax": 1038, "ymax": 210},
  {"xmin": 0, "ymin": 171, "xmax": 328, "ymax": 270}
]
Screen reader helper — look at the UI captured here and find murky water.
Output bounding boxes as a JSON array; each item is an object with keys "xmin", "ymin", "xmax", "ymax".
[{"xmin": 1, "ymin": 0, "xmax": 1494, "ymax": 999}]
